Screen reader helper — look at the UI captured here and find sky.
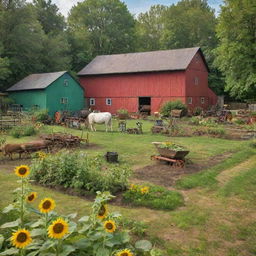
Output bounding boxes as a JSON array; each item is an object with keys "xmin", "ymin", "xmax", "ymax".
[{"xmin": 27, "ymin": 0, "xmax": 223, "ymax": 17}]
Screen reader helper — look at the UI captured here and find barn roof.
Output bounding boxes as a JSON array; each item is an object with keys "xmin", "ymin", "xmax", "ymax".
[
  {"xmin": 7, "ymin": 71, "xmax": 67, "ymax": 91},
  {"xmin": 78, "ymin": 47, "xmax": 208, "ymax": 76}
]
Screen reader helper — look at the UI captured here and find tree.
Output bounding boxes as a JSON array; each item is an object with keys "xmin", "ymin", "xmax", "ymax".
[
  {"xmin": 135, "ymin": 5, "xmax": 167, "ymax": 52},
  {"xmin": 32, "ymin": 0, "xmax": 65, "ymax": 34},
  {"xmin": 215, "ymin": 0, "xmax": 256, "ymax": 100},
  {"xmin": 68, "ymin": 0, "xmax": 136, "ymax": 64}
]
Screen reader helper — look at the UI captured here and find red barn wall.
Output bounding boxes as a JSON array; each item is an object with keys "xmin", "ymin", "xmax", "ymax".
[
  {"xmin": 79, "ymin": 71, "xmax": 186, "ymax": 114},
  {"xmin": 185, "ymin": 52, "xmax": 217, "ymax": 109}
]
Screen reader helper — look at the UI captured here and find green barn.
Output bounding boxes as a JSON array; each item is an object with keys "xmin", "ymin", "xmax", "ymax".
[{"xmin": 7, "ymin": 71, "xmax": 85, "ymax": 116}]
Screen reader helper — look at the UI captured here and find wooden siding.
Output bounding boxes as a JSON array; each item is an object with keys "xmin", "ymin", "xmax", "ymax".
[{"xmin": 80, "ymin": 71, "xmax": 186, "ymax": 113}]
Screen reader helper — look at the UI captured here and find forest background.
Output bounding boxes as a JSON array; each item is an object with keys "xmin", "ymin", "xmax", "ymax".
[{"xmin": 0, "ymin": 0, "xmax": 255, "ymax": 101}]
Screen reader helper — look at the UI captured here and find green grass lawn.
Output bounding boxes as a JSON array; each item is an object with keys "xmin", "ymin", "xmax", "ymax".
[{"xmin": 0, "ymin": 119, "xmax": 256, "ymax": 255}]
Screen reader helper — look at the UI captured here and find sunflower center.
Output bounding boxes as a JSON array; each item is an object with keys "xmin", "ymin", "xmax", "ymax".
[
  {"xmin": 42, "ymin": 200, "xmax": 51, "ymax": 209},
  {"xmin": 18, "ymin": 168, "xmax": 27, "ymax": 175},
  {"xmin": 106, "ymin": 222, "xmax": 113, "ymax": 230},
  {"xmin": 28, "ymin": 194, "xmax": 34, "ymax": 201},
  {"xmin": 99, "ymin": 205, "xmax": 106, "ymax": 216},
  {"xmin": 121, "ymin": 253, "xmax": 128, "ymax": 256},
  {"xmin": 17, "ymin": 232, "xmax": 27, "ymax": 243},
  {"xmin": 53, "ymin": 223, "xmax": 64, "ymax": 234}
]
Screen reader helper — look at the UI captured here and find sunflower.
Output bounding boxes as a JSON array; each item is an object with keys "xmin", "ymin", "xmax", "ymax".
[
  {"xmin": 11, "ymin": 229, "xmax": 32, "ymax": 249},
  {"xmin": 97, "ymin": 204, "xmax": 108, "ymax": 219},
  {"xmin": 37, "ymin": 151, "xmax": 47, "ymax": 159},
  {"xmin": 104, "ymin": 220, "xmax": 116, "ymax": 233},
  {"xmin": 14, "ymin": 165, "xmax": 30, "ymax": 178},
  {"xmin": 39, "ymin": 198, "xmax": 55, "ymax": 213},
  {"xmin": 27, "ymin": 192, "xmax": 37, "ymax": 203},
  {"xmin": 116, "ymin": 249, "xmax": 134, "ymax": 256},
  {"xmin": 48, "ymin": 218, "xmax": 68, "ymax": 239}
]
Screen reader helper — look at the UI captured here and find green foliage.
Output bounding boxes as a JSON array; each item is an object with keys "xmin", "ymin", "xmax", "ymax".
[
  {"xmin": 9, "ymin": 125, "xmax": 37, "ymax": 138},
  {"xmin": 215, "ymin": 0, "xmax": 256, "ymax": 100},
  {"xmin": 206, "ymin": 127, "xmax": 226, "ymax": 137},
  {"xmin": 31, "ymin": 151, "xmax": 132, "ymax": 194},
  {"xmin": 160, "ymin": 100, "xmax": 187, "ymax": 117},
  {"xmin": 157, "ymin": 142, "xmax": 187, "ymax": 151},
  {"xmin": 176, "ymin": 148, "xmax": 255, "ymax": 189},
  {"xmin": 117, "ymin": 108, "xmax": 129, "ymax": 115},
  {"xmin": 31, "ymin": 109, "xmax": 49, "ymax": 121},
  {"xmin": 123, "ymin": 184, "xmax": 184, "ymax": 210},
  {"xmin": 68, "ymin": 0, "xmax": 136, "ymax": 68},
  {"xmin": 0, "ymin": 170, "xmax": 154, "ymax": 256},
  {"xmin": 193, "ymin": 107, "xmax": 203, "ymax": 116}
]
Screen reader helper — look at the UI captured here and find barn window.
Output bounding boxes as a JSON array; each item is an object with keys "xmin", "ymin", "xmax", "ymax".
[
  {"xmin": 63, "ymin": 79, "xmax": 69, "ymax": 87},
  {"xmin": 90, "ymin": 98, "xmax": 95, "ymax": 106},
  {"xmin": 60, "ymin": 97, "xmax": 68, "ymax": 104},
  {"xmin": 201, "ymin": 97, "xmax": 205, "ymax": 104},
  {"xmin": 194, "ymin": 77, "xmax": 199, "ymax": 85},
  {"xmin": 187, "ymin": 97, "xmax": 192, "ymax": 104},
  {"xmin": 106, "ymin": 98, "xmax": 112, "ymax": 106}
]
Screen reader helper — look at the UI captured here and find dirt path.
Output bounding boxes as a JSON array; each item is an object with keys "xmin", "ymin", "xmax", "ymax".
[{"xmin": 216, "ymin": 156, "xmax": 256, "ymax": 185}]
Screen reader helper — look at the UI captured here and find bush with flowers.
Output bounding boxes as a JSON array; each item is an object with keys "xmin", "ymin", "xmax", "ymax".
[
  {"xmin": 0, "ymin": 164, "xmax": 161, "ymax": 256},
  {"xmin": 123, "ymin": 184, "xmax": 184, "ymax": 210}
]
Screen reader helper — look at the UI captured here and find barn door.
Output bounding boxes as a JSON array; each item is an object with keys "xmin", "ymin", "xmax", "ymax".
[{"xmin": 138, "ymin": 97, "xmax": 151, "ymax": 115}]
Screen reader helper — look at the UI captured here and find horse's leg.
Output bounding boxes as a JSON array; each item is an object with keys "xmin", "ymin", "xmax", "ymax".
[
  {"xmin": 110, "ymin": 119, "xmax": 113, "ymax": 132},
  {"xmin": 105, "ymin": 121, "xmax": 108, "ymax": 132},
  {"xmin": 90, "ymin": 123, "xmax": 94, "ymax": 131}
]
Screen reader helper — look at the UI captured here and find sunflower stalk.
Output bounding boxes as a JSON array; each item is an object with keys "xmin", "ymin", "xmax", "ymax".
[{"xmin": 20, "ymin": 178, "xmax": 24, "ymax": 228}]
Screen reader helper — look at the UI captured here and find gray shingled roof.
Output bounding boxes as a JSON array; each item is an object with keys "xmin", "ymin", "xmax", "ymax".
[
  {"xmin": 7, "ymin": 71, "xmax": 66, "ymax": 91},
  {"xmin": 78, "ymin": 47, "xmax": 206, "ymax": 76}
]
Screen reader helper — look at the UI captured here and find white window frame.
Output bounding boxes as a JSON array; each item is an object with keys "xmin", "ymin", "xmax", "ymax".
[
  {"xmin": 188, "ymin": 97, "xmax": 192, "ymax": 104},
  {"xmin": 106, "ymin": 98, "xmax": 112, "ymax": 106},
  {"xmin": 60, "ymin": 97, "xmax": 68, "ymax": 104},
  {"xmin": 201, "ymin": 97, "xmax": 205, "ymax": 104},
  {"xmin": 194, "ymin": 76, "xmax": 199, "ymax": 85},
  {"xmin": 63, "ymin": 79, "xmax": 69, "ymax": 87},
  {"xmin": 89, "ymin": 98, "xmax": 95, "ymax": 106}
]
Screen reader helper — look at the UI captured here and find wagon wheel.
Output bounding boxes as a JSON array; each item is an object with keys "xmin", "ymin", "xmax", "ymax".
[{"xmin": 173, "ymin": 160, "xmax": 184, "ymax": 168}]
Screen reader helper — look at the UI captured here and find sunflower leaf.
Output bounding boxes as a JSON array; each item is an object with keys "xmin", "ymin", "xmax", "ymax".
[
  {"xmin": 78, "ymin": 216, "xmax": 89, "ymax": 223},
  {"xmin": 73, "ymin": 238, "xmax": 92, "ymax": 250},
  {"xmin": 0, "ymin": 235, "xmax": 4, "ymax": 250},
  {"xmin": 30, "ymin": 219, "xmax": 44, "ymax": 228},
  {"xmin": 0, "ymin": 248, "xmax": 19, "ymax": 255},
  {"xmin": 26, "ymin": 206, "xmax": 43, "ymax": 216},
  {"xmin": 96, "ymin": 248, "xmax": 110, "ymax": 256},
  {"xmin": 2, "ymin": 204, "xmax": 15, "ymax": 214},
  {"xmin": 61, "ymin": 245, "xmax": 76, "ymax": 256},
  {"xmin": 0, "ymin": 219, "xmax": 20, "ymax": 229},
  {"xmin": 67, "ymin": 213, "xmax": 77, "ymax": 219},
  {"xmin": 135, "ymin": 240, "xmax": 152, "ymax": 251},
  {"xmin": 31, "ymin": 228, "xmax": 45, "ymax": 237}
]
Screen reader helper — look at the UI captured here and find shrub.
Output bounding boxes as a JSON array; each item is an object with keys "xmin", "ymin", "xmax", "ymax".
[
  {"xmin": 189, "ymin": 116, "xmax": 200, "ymax": 125},
  {"xmin": 193, "ymin": 107, "xmax": 203, "ymax": 116},
  {"xmin": 32, "ymin": 109, "xmax": 49, "ymax": 121},
  {"xmin": 160, "ymin": 100, "xmax": 187, "ymax": 117},
  {"xmin": 31, "ymin": 151, "xmax": 132, "ymax": 194},
  {"xmin": 206, "ymin": 127, "xmax": 226, "ymax": 137},
  {"xmin": 117, "ymin": 108, "xmax": 128, "ymax": 115},
  {"xmin": 123, "ymin": 184, "xmax": 184, "ymax": 210},
  {"xmin": 9, "ymin": 125, "xmax": 37, "ymax": 138}
]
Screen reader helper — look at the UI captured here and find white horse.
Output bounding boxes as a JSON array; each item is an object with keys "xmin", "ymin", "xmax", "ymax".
[{"xmin": 87, "ymin": 112, "xmax": 112, "ymax": 132}]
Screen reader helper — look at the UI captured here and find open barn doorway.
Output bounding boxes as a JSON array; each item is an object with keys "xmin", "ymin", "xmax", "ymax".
[{"xmin": 138, "ymin": 97, "xmax": 151, "ymax": 115}]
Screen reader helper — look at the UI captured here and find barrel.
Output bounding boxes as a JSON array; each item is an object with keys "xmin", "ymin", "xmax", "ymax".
[{"xmin": 105, "ymin": 152, "xmax": 118, "ymax": 163}]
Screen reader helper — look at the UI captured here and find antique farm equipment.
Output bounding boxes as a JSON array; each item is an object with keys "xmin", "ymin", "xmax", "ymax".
[
  {"xmin": 118, "ymin": 120, "xmax": 126, "ymax": 132},
  {"xmin": 64, "ymin": 117, "xmax": 84, "ymax": 129},
  {"xmin": 105, "ymin": 152, "xmax": 118, "ymax": 163},
  {"xmin": 139, "ymin": 105, "xmax": 151, "ymax": 115},
  {"xmin": 151, "ymin": 142, "xmax": 189, "ymax": 168},
  {"xmin": 170, "ymin": 109, "xmax": 183, "ymax": 118}
]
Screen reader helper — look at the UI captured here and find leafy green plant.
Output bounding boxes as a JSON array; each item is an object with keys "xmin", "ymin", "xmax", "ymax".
[
  {"xmin": 9, "ymin": 125, "xmax": 37, "ymax": 138},
  {"xmin": 117, "ymin": 109, "xmax": 129, "ymax": 115},
  {"xmin": 31, "ymin": 109, "xmax": 49, "ymax": 122},
  {"xmin": 157, "ymin": 142, "xmax": 187, "ymax": 151},
  {"xmin": 31, "ymin": 151, "xmax": 132, "ymax": 194},
  {"xmin": 193, "ymin": 107, "xmax": 203, "ymax": 116},
  {"xmin": 123, "ymin": 184, "xmax": 184, "ymax": 210},
  {"xmin": 160, "ymin": 100, "xmax": 187, "ymax": 117},
  {"xmin": 206, "ymin": 127, "xmax": 226, "ymax": 137},
  {"xmin": 0, "ymin": 165, "xmax": 155, "ymax": 256}
]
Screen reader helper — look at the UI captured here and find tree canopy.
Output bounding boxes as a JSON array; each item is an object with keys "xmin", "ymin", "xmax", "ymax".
[{"xmin": 215, "ymin": 0, "xmax": 256, "ymax": 100}]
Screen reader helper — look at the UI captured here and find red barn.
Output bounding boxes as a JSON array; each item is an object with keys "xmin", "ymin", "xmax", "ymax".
[{"xmin": 78, "ymin": 47, "xmax": 217, "ymax": 114}]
